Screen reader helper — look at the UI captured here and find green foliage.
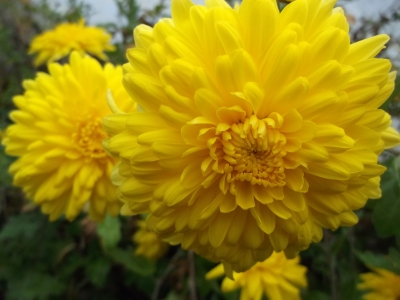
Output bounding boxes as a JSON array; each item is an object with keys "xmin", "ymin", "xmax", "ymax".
[
  {"xmin": 356, "ymin": 249, "xmax": 400, "ymax": 275},
  {"xmin": 372, "ymin": 156, "xmax": 400, "ymax": 237},
  {"xmin": 115, "ymin": 0, "xmax": 140, "ymax": 31},
  {"xmin": 302, "ymin": 290, "xmax": 330, "ymax": 300},
  {"xmin": 0, "ymin": 147, "xmax": 14, "ymax": 186},
  {"xmin": 96, "ymin": 215, "xmax": 155, "ymax": 278},
  {"xmin": 97, "ymin": 214, "xmax": 122, "ymax": 249},
  {"xmin": 0, "ymin": 210, "xmax": 159, "ymax": 299},
  {"xmin": 0, "ymin": 212, "xmax": 71, "ymax": 300},
  {"xmin": 84, "ymin": 256, "xmax": 111, "ymax": 287},
  {"xmin": 5, "ymin": 272, "xmax": 65, "ymax": 300},
  {"xmin": 108, "ymin": 247, "xmax": 155, "ymax": 276}
]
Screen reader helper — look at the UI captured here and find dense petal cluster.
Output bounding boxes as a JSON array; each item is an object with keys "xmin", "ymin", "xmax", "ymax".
[
  {"xmin": 133, "ymin": 220, "xmax": 169, "ymax": 260},
  {"xmin": 29, "ymin": 19, "xmax": 115, "ymax": 66},
  {"xmin": 206, "ymin": 252, "xmax": 307, "ymax": 300},
  {"xmin": 103, "ymin": 0, "xmax": 400, "ymax": 272},
  {"xmin": 358, "ymin": 268, "xmax": 400, "ymax": 300},
  {"xmin": 2, "ymin": 52, "xmax": 135, "ymax": 221}
]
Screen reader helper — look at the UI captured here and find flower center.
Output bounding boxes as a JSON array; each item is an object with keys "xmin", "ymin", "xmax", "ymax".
[
  {"xmin": 72, "ymin": 117, "xmax": 108, "ymax": 159},
  {"xmin": 208, "ymin": 115, "xmax": 287, "ymax": 194}
]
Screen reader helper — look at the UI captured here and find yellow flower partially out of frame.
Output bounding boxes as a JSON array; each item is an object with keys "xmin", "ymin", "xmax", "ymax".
[
  {"xmin": 358, "ymin": 267, "xmax": 400, "ymax": 300},
  {"xmin": 2, "ymin": 51, "xmax": 136, "ymax": 221},
  {"xmin": 103, "ymin": 0, "xmax": 400, "ymax": 273},
  {"xmin": 133, "ymin": 220, "xmax": 169, "ymax": 261},
  {"xmin": 206, "ymin": 252, "xmax": 307, "ymax": 300},
  {"xmin": 29, "ymin": 19, "xmax": 115, "ymax": 67}
]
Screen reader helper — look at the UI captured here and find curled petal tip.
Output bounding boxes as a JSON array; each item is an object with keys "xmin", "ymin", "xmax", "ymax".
[{"xmin": 107, "ymin": 89, "xmax": 124, "ymax": 114}]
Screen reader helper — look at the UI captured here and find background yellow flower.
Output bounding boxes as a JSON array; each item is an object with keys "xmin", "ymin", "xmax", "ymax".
[
  {"xmin": 358, "ymin": 267, "xmax": 400, "ymax": 300},
  {"xmin": 206, "ymin": 252, "xmax": 307, "ymax": 300},
  {"xmin": 2, "ymin": 51, "xmax": 135, "ymax": 221},
  {"xmin": 103, "ymin": 0, "xmax": 400, "ymax": 273},
  {"xmin": 133, "ymin": 219, "xmax": 169, "ymax": 261},
  {"xmin": 29, "ymin": 19, "xmax": 115, "ymax": 67}
]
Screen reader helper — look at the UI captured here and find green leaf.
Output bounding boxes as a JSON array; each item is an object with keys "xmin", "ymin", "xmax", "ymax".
[
  {"xmin": 0, "ymin": 213, "xmax": 43, "ymax": 241},
  {"xmin": 331, "ymin": 228, "xmax": 348, "ymax": 255},
  {"xmin": 338, "ymin": 270, "xmax": 363, "ymax": 300},
  {"xmin": 107, "ymin": 247, "xmax": 155, "ymax": 277},
  {"xmin": 85, "ymin": 256, "xmax": 111, "ymax": 287},
  {"xmin": 388, "ymin": 248, "xmax": 400, "ymax": 270},
  {"xmin": 96, "ymin": 214, "xmax": 121, "ymax": 249},
  {"xmin": 165, "ymin": 291, "xmax": 183, "ymax": 300},
  {"xmin": 396, "ymin": 233, "xmax": 400, "ymax": 249},
  {"xmin": 372, "ymin": 156, "xmax": 400, "ymax": 237},
  {"xmin": 194, "ymin": 255, "xmax": 218, "ymax": 298},
  {"xmin": 0, "ymin": 145, "xmax": 13, "ymax": 186},
  {"xmin": 5, "ymin": 271, "xmax": 65, "ymax": 300},
  {"xmin": 302, "ymin": 290, "xmax": 330, "ymax": 300},
  {"xmin": 356, "ymin": 250, "xmax": 400, "ymax": 275}
]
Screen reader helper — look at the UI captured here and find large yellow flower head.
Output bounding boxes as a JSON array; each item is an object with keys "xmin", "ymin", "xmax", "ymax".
[
  {"xmin": 103, "ymin": 0, "xmax": 400, "ymax": 272},
  {"xmin": 206, "ymin": 252, "xmax": 307, "ymax": 300},
  {"xmin": 358, "ymin": 267, "xmax": 400, "ymax": 300},
  {"xmin": 133, "ymin": 220, "xmax": 169, "ymax": 260},
  {"xmin": 2, "ymin": 51, "xmax": 135, "ymax": 221},
  {"xmin": 29, "ymin": 19, "xmax": 116, "ymax": 67}
]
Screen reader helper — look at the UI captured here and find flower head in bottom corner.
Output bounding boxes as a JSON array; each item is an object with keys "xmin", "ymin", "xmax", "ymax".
[
  {"xmin": 206, "ymin": 252, "xmax": 307, "ymax": 300},
  {"xmin": 358, "ymin": 267, "xmax": 400, "ymax": 300},
  {"xmin": 2, "ymin": 51, "xmax": 136, "ymax": 221}
]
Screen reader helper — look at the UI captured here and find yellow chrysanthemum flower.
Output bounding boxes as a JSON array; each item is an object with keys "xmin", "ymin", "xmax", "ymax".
[
  {"xmin": 206, "ymin": 252, "xmax": 307, "ymax": 300},
  {"xmin": 103, "ymin": 0, "xmax": 400, "ymax": 272},
  {"xmin": 358, "ymin": 267, "xmax": 400, "ymax": 300},
  {"xmin": 133, "ymin": 220, "xmax": 169, "ymax": 260},
  {"xmin": 2, "ymin": 51, "xmax": 135, "ymax": 221},
  {"xmin": 29, "ymin": 19, "xmax": 115, "ymax": 67}
]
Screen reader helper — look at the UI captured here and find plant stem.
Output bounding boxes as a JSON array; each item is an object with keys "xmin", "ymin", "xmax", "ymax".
[
  {"xmin": 324, "ymin": 230, "xmax": 338, "ymax": 300},
  {"xmin": 188, "ymin": 250, "xmax": 197, "ymax": 300},
  {"xmin": 151, "ymin": 249, "xmax": 183, "ymax": 300}
]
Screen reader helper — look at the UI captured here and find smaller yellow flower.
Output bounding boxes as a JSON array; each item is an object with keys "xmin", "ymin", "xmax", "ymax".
[
  {"xmin": 29, "ymin": 19, "xmax": 115, "ymax": 66},
  {"xmin": 133, "ymin": 220, "xmax": 169, "ymax": 261},
  {"xmin": 206, "ymin": 252, "xmax": 307, "ymax": 300},
  {"xmin": 358, "ymin": 267, "xmax": 400, "ymax": 300},
  {"xmin": 2, "ymin": 51, "xmax": 135, "ymax": 221}
]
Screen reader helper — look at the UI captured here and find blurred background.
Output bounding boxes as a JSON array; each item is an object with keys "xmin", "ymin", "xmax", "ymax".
[{"xmin": 0, "ymin": 0, "xmax": 399, "ymax": 299}]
